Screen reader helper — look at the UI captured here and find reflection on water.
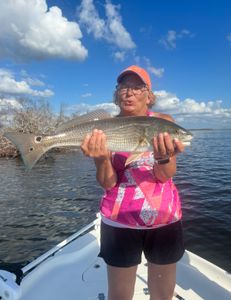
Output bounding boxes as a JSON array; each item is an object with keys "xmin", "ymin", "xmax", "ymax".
[
  {"xmin": 176, "ymin": 130, "xmax": 231, "ymax": 271},
  {"xmin": 0, "ymin": 130, "xmax": 231, "ymax": 272},
  {"xmin": 0, "ymin": 151, "xmax": 103, "ymax": 265}
]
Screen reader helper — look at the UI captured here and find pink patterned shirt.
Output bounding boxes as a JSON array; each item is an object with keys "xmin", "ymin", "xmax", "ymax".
[{"xmin": 100, "ymin": 113, "xmax": 182, "ymax": 229}]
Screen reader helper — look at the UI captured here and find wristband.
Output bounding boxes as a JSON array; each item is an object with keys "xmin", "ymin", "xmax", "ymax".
[{"xmin": 155, "ymin": 157, "xmax": 170, "ymax": 165}]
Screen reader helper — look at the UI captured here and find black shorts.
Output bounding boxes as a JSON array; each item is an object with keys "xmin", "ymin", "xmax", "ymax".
[{"xmin": 98, "ymin": 221, "xmax": 185, "ymax": 267}]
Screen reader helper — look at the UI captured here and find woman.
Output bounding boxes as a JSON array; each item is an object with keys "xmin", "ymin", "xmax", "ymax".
[{"xmin": 81, "ymin": 65, "xmax": 185, "ymax": 300}]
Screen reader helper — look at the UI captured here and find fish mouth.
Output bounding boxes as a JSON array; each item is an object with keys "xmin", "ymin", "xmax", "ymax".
[
  {"xmin": 176, "ymin": 128, "xmax": 193, "ymax": 144},
  {"xmin": 181, "ymin": 132, "xmax": 193, "ymax": 145},
  {"xmin": 185, "ymin": 134, "xmax": 193, "ymax": 141}
]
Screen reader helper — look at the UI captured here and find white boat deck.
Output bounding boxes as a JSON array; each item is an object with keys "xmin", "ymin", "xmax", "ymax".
[
  {"xmin": 0, "ymin": 219, "xmax": 230, "ymax": 300},
  {"xmin": 16, "ymin": 221, "xmax": 231, "ymax": 300}
]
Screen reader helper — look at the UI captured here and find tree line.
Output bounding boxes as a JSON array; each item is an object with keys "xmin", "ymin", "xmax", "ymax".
[{"xmin": 0, "ymin": 98, "xmax": 67, "ymax": 157}]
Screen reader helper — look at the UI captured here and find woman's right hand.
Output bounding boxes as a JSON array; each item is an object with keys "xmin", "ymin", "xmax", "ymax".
[
  {"xmin": 81, "ymin": 129, "xmax": 116, "ymax": 189},
  {"xmin": 80, "ymin": 129, "xmax": 110, "ymax": 162}
]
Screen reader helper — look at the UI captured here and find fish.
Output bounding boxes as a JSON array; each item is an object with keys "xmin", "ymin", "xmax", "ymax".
[{"xmin": 3, "ymin": 110, "xmax": 193, "ymax": 169}]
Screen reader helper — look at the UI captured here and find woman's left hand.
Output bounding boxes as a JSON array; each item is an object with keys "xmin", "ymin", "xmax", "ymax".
[{"xmin": 153, "ymin": 132, "xmax": 185, "ymax": 161}]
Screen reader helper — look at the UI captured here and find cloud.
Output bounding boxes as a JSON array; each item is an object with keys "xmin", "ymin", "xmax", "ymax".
[
  {"xmin": 24, "ymin": 77, "xmax": 46, "ymax": 87},
  {"xmin": 227, "ymin": 34, "xmax": 231, "ymax": 43},
  {"xmin": 155, "ymin": 90, "xmax": 228, "ymax": 116},
  {"xmin": 147, "ymin": 65, "xmax": 164, "ymax": 78},
  {"xmin": 64, "ymin": 102, "xmax": 119, "ymax": 116},
  {"xmin": 113, "ymin": 51, "xmax": 126, "ymax": 61},
  {"xmin": 154, "ymin": 90, "xmax": 231, "ymax": 128},
  {"xmin": 135, "ymin": 56, "xmax": 165, "ymax": 78},
  {"xmin": 77, "ymin": 0, "xmax": 135, "ymax": 50},
  {"xmin": 0, "ymin": 0, "xmax": 88, "ymax": 61},
  {"xmin": 159, "ymin": 29, "xmax": 194, "ymax": 49},
  {"xmin": 81, "ymin": 93, "xmax": 92, "ymax": 98},
  {"xmin": 139, "ymin": 26, "xmax": 153, "ymax": 36},
  {"xmin": 20, "ymin": 70, "xmax": 45, "ymax": 87},
  {"xmin": 0, "ymin": 68, "xmax": 54, "ymax": 97}
]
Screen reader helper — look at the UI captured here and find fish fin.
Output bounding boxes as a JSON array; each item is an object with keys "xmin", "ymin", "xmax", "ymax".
[
  {"xmin": 55, "ymin": 109, "xmax": 112, "ymax": 133},
  {"xmin": 125, "ymin": 152, "xmax": 143, "ymax": 166},
  {"xmin": 3, "ymin": 132, "xmax": 47, "ymax": 169},
  {"xmin": 125, "ymin": 135, "xmax": 151, "ymax": 166}
]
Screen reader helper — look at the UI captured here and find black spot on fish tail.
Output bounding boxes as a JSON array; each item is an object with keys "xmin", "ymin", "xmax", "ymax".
[{"xmin": 3, "ymin": 132, "xmax": 48, "ymax": 169}]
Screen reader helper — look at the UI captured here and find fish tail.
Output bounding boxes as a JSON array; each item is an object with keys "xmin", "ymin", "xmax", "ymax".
[{"xmin": 4, "ymin": 132, "xmax": 48, "ymax": 169}]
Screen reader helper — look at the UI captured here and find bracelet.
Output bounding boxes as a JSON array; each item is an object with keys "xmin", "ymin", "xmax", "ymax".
[{"xmin": 155, "ymin": 157, "xmax": 170, "ymax": 165}]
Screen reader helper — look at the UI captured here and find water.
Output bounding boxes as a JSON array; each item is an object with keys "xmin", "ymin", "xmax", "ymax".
[{"xmin": 0, "ymin": 130, "xmax": 231, "ymax": 273}]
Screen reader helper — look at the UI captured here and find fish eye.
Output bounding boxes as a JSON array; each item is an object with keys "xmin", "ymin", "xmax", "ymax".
[
  {"xmin": 29, "ymin": 147, "xmax": 34, "ymax": 152},
  {"xmin": 35, "ymin": 136, "xmax": 42, "ymax": 143}
]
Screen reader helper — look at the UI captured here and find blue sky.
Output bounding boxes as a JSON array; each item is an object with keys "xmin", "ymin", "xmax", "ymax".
[{"xmin": 0, "ymin": 0, "xmax": 230, "ymax": 129}]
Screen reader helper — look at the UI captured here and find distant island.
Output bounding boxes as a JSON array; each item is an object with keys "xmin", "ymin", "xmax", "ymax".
[
  {"xmin": 189, "ymin": 128, "xmax": 214, "ymax": 131},
  {"xmin": 189, "ymin": 128, "xmax": 231, "ymax": 131}
]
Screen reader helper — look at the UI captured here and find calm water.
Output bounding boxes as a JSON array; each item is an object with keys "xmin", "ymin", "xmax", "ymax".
[{"xmin": 0, "ymin": 130, "xmax": 231, "ymax": 273}]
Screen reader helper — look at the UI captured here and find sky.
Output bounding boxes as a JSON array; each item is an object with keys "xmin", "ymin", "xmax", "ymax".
[{"xmin": 0, "ymin": 0, "xmax": 230, "ymax": 129}]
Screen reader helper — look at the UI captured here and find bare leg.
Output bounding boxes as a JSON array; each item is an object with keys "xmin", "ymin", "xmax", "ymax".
[
  {"xmin": 107, "ymin": 264, "xmax": 138, "ymax": 300},
  {"xmin": 148, "ymin": 262, "xmax": 176, "ymax": 300}
]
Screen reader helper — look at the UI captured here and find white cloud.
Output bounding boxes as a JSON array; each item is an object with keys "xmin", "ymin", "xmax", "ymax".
[
  {"xmin": 161, "ymin": 30, "xmax": 177, "ymax": 49},
  {"xmin": 20, "ymin": 70, "xmax": 45, "ymax": 87},
  {"xmin": 81, "ymin": 93, "xmax": 92, "ymax": 98},
  {"xmin": 0, "ymin": 68, "xmax": 54, "ymax": 97},
  {"xmin": 154, "ymin": 90, "xmax": 231, "ymax": 128},
  {"xmin": 64, "ymin": 102, "xmax": 119, "ymax": 116},
  {"xmin": 105, "ymin": 1, "xmax": 135, "ymax": 49},
  {"xmin": 136, "ymin": 56, "xmax": 164, "ymax": 78},
  {"xmin": 113, "ymin": 51, "xmax": 126, "ymax": 61},
  {"xmin": 0, "ymin": 0, "xmax": 88, "ymax": 61},
  {"xmin": 77, "ymin": 0, "xmax": 105, "ymax": 39},
  {"xmin": 155, "ymin": 90, "xmax": 226, "ymax": 115},
  {"xmin": 159, "ymin": 29, "xmax": 194, "ymax": 49},
  {"xmin": 154, "ymin": 90, "xmax": 180, "ymax": 110},
  {"xmin": 227, "ymin": 34, "xmax": 231, "ymax": 43},
  {"xmin": 147, "ymin": 66, "xmax": 164, "ymax": 78},
  {"xmin": 77, "ymin": 0, "xmax": 135, "ymax": 50},
  {"xmin": 24, "ymin": 77, "xmax": 45, "ymax": 87}
]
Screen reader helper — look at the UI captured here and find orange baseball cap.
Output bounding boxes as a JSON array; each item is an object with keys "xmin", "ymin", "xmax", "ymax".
[{"xmin": 117, "ymin": 65, "xmax": 152, "ymax": 90}]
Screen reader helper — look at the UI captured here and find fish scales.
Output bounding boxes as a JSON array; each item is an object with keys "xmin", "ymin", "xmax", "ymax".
[
  {"xmin": 43, "ymin": 117, "xmax": 147, "ymax": 151},
  {"xmin": 3, "ymin": 113, "xmax": 193, "ymax": 169},
  {"xmin": 44, "ymin": 117, "xmax": 170, "ymax": 152}
]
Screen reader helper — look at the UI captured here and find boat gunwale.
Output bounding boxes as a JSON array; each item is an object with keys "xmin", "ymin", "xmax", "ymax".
[{"xmin": 22, "ymin": 217, "xmax": 100, "ymax": 275}]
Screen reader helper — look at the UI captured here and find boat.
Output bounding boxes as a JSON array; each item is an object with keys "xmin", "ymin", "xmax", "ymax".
[{"xmin": 0, "ymin": 215, "xmax": 230, "ymax": 300}]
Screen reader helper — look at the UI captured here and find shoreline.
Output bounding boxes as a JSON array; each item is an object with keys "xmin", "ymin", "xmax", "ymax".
[{"xmin": 0, "ymin": 134, "xmax": 18, "ymax": 158}]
